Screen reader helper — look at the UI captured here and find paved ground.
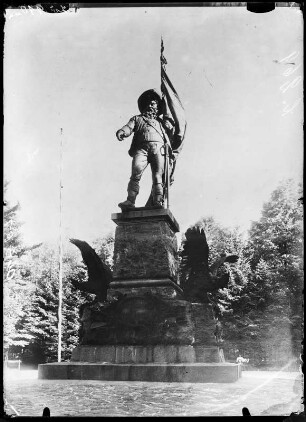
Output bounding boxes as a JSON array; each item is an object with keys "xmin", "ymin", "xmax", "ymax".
[{"xmin": 3, "ymin": 368, "xmax": 304, "ymax": 417}]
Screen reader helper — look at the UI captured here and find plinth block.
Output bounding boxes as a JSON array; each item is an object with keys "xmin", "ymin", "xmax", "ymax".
[
  {"xmin": 78, "ymin": 295, "xmax": 218, "ymax": 347},
  {"xmin": 111, "ymin": 208, "xmax": 180, "ymax": 282},
  {"xmin": 111, "ymin": 208, "xmax": 180, "ymax": 233}
]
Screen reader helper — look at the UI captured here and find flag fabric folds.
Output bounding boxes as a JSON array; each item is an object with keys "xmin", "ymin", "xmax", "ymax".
[
  {"xmin": 160, "ymin": 38, "xmax": 187, "ymax": 159},
  {"xmin": 145, "ymin": 39, "xmax": 186, "ymax": 207}
]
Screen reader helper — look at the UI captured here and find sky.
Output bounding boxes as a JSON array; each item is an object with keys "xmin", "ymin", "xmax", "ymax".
[{"xmin": 4, "ymin": 5, "xmax": 303, "ymax": 248}]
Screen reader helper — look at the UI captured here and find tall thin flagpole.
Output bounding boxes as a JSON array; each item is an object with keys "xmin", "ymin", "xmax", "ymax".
[
  {"xmin": 160, "ymin": 37, "xmax": 170, "ymax": 209},
  {"xmin": 58, "ymin": 128, "xmax": 63, "ymax": 363}
]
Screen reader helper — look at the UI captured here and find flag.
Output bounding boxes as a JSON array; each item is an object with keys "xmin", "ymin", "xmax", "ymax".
[
  {"xmin": 145, "ymin": 39, "xmax": 187, "ymax": 207},
  {"xmin": 160, "ymin": 37, "xmax": 187, "ymax": 158}
]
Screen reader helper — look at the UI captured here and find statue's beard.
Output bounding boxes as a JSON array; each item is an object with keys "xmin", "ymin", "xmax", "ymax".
[{"xmin": 143, "ymin": 107, "xmax": 158, "ymax": 120}]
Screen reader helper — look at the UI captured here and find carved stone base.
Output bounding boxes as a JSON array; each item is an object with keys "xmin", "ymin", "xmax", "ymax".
[
  {"xmin": 111, "ymin": 208, "xmax": 180, "ymax": 282},
  {"xmin": 78, "ymin": 293, "xmax": 218, "ymax": 347}
]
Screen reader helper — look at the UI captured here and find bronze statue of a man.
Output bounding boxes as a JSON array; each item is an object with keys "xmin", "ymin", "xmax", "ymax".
[{"xmin": 116, "ymin": 89, "xmax": 175, "ymax": 211}]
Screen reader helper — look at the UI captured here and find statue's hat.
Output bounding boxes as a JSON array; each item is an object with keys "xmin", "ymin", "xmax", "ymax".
[{"xmin": 137, "ymin": 89, "xmax": 163, "ymax": 114}]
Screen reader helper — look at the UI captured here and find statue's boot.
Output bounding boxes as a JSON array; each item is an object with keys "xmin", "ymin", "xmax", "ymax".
[
  {"xmin": 118, "ymin": 199, "xmax": 135, "ymax": 211},
  {"xmin": 118, "ymin": 180, "xmax": 139, "ymax": 211},
  {"xmin": 152, "ymin": 183, "xmax": 164, "ymax": 208}
]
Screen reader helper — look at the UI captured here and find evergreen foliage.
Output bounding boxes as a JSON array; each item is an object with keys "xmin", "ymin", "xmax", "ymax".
[
  {"xmin": 19, "ymin": 244, "xmax": 92, "ymax": 363},
  {"xmin": 3, "ymin": 181, "xmax": 38, "ymax": 351},
  {"xmin": 17, "ymin": 236, "xmax": 114, "ymax": 364},
  {"xmin": 243, "ymin": 179, "xmax": 303, "ymax": 366},
  {"xmin": 92, "ymin": 232, "xmax": 115, "ymax": 270},
  {"xmin": 184, "ymin": 180, "xmax": 303, "ymax": 367}
]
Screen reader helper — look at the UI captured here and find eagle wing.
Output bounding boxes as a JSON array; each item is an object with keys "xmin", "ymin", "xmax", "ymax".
[
  {"xmin": 180, "ymin": 226, "xmax": 211, "ymax": 302},
  {"xmin": 180, "ymin": 227, "xmax": 238, "ymax": 302},
  {"xmin": 69, "ymin": 238, "xmax": 112, "ymax": 300},
  {"xmin": 182, "ymin": 226, "xmax": 209, "ymax": 267}
]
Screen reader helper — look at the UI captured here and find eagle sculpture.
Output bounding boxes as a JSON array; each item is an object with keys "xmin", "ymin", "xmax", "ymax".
[
  {"xmin": 69, "ymin": 238, "xmax": 112, "ymax": 302},
  {"xmin": 69, "ymin": 228, "xmax": 237, "ymax": 304},
  {"xmin": 180, "ymin": 226, "xmax": 239, "ymax": 303}
]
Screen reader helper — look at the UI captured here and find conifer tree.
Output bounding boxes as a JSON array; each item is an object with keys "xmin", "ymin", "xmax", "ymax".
[
  {"xmin": 3, "ymin": 181, "xmax": 38, "ymax": 353},
  {"xmin": 20, "ymin": 244, "xmax": 91, "ymax": 363},
  {"xmin": 92, "ymin": 232, "xmax": 115, "ymax": 270},
  {"xmin": 214, "ymin": 179, "xmax": 302, "ymax": 366},
  {"xmin": 244, "ymin": 179, "xmax": 303, "ymax": 366},
  {"xmin": 20, "ymin": 234, "xmax": 114, "ymax": 364},
  {"xmin": 184, "ymin": 179, "xmax": 303, "ymax": 368}
]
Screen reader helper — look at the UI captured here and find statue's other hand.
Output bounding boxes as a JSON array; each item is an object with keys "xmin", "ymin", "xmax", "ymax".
[{"xmin": 116, "ymin": 130, "xmax": 125, "ymax": 141}]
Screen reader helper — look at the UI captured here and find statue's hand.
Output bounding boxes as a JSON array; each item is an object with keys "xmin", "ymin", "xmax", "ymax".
[{"xmin": 116, "ymin": 130, "xmax": 125, "ymax": 141}]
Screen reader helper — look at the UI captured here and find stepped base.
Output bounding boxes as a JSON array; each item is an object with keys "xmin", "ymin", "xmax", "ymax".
[
  {"xmin": 71, "ymin": 345, "xmax": 223, "ymax": 364},
  {"xmin": 38, "ymin": 362, "xmax": 241, "ymax": 383}
]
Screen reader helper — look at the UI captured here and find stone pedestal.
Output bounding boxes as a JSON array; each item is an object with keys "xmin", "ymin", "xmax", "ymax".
[
  {"xmin": 38, "ymin": 208, "xmax": 241, "ymax": 383},
  {"xmin": 68, "ymin": 296, "xmax": 218, "ymax": 347},
  {"xmin": 111, "ymin": 208, "xmax": 180, "ymax": 283}
]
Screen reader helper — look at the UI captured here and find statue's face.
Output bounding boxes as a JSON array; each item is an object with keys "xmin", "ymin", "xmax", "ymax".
[{"xmin": 146, "ymin": 99, "xmax": 158, "ymax": 114}]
